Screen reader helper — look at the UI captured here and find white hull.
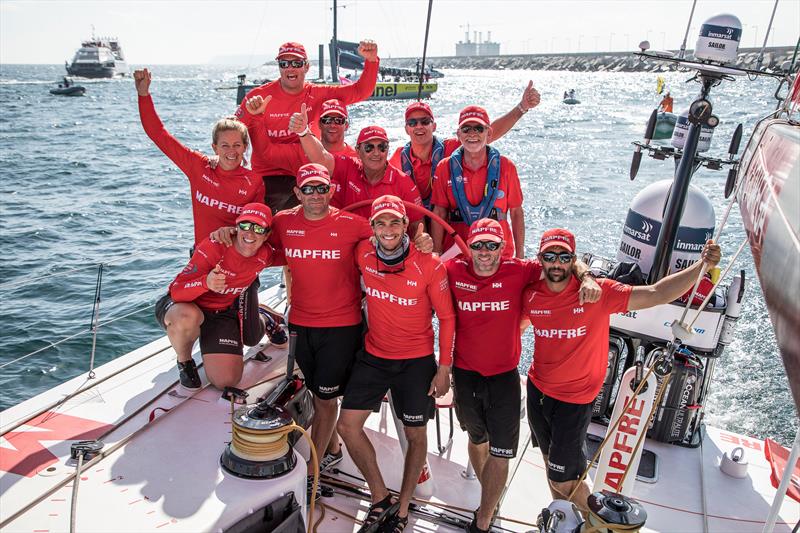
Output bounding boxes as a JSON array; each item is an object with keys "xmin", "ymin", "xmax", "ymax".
[{"xmin": 1, "ymin": 284, "xmax": 797, "ymax": 532}]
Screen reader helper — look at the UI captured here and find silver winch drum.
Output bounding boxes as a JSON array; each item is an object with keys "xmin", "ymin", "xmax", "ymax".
[
  {"xmin": 220, "ymin": 403, "xmax": 297, "ymax": 479},
  {"xmin": 585, "ymin": 491, "xmax": 647, "ymax": 532},
  {"xmin": 671, "ymin": 109, "xmax": 714, "ymax": 152},
  {"xmin": 616, "ymin": 179, "xmax": 715, "ymax": 278},
  {"xmin": 695, "ymin": 13, "xmax": 742, "ymax": 64}
]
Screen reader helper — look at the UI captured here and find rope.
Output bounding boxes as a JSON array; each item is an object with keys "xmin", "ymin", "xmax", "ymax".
[
  {"xmin": 69, "ymin": 453, "xmax": 85, "ymax": 533},
  {"xmin": 415, "ymin": 0, "xmax": 434, "ymax": 100}
]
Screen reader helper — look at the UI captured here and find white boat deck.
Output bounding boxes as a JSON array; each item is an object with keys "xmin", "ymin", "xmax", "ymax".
[{"xmin": 1, "ymin": 287, "xmax": 797, "ymax": 532}]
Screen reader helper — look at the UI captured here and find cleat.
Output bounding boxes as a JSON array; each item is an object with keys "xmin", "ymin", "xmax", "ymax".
[
  {"xmin": 177, "ymin": 359, "xmax": 201, "ymax": 390},
  {"xmin": 259, "ymin": 304, "xmax": 288, "ymax": 347}
]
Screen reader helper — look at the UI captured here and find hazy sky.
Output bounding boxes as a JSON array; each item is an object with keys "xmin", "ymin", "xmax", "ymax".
[{"xmin": 1, "ymin": 0, "xmax": 798, "ymax": 65}]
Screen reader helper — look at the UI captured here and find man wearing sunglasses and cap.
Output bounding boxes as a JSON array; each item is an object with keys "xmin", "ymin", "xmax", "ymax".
[
  {"xmin": 390, "ymin": 82, "xmax": 540, "ymax": 207},
  {"xmin": 447, "ymin": 219, "xmax": 600, "ymax": 533},
  {"xmin": 235, "ymin": 40, "xmax": 379, "ymax": 215},
  {"xmin": 521, "ymin": 228, "xmax": 721, "ymax": 512},
  {"xmin": 287, "ymin": 113, "xmax": 425, "ymax": 234},
  {"xmin": 431, "ymin": 105, "xmax": 525, "ymax": 260},
  {"xmin": 337, "ymin": 195, "xmax": 454, "ymax": 533},
  {"xmin": 155, "ymin": 203, "xmax": 283, "ymax": 391},
  {"xmin": 318, "ymin": 99, "xmax": 358, "ymax": 159}
]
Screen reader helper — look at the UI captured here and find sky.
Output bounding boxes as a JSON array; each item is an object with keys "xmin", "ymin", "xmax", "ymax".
[{"xmin": 1, "ymin": 0, "xmax": 798, "ymax": 65}]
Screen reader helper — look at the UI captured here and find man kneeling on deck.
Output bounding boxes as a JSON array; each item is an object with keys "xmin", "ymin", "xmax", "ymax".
[
  {"xmin": 447, "ymin": 219, "xmax": 600, "ymax": 532},
  {"xmin": 337, "ymin": 195, "xmax": 454, "ymax": 533},
  {"xmin": 155, "ymin": 203, "xmax": 282, "ymax": 390},
  {"xmin": 521, "ymin": 229, "xmax": 721, "ymax": 512}
]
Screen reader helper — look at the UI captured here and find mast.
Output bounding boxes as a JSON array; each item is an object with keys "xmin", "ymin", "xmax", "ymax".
[{"xmin": 331, "ymin": 0, "xmax": 339, "ymax": 82}]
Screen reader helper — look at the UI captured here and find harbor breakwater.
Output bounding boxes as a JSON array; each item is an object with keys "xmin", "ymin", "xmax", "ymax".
[{"xmin": 383, "ymin": 46, "xmax": 796, "ymax": 73}]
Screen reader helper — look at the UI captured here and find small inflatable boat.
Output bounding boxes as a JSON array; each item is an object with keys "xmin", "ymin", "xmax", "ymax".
[
  {"xmin": 563, "ymin": 97, "xmax": 580, "ymax": 105},
  {"xmin": 50, "ymin": 85, "xmax": 86, "ymax": 96}
]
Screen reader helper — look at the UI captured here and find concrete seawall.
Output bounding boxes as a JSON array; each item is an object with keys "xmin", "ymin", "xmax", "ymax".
[{"xmin": 383, "ymin": 47, "xmax": 796, "ymax": 73}]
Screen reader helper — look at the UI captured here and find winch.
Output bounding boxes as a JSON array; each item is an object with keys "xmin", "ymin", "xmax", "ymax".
[{"xmin": 585, "ymin": 491, "xmax": 648, "ymax": 532}]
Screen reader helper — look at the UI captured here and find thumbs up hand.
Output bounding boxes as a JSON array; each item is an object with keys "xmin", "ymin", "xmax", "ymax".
[
  {"xmin": 289, "ymin": 102, "xmax": 310, "ymax": 135},
  {"xmin": 412, "ymin": 221, "xmax": 433, "ymax": 253},
  {"xmin": 206, "ymin": 263, "xmax": 227, "ymax": 293}
]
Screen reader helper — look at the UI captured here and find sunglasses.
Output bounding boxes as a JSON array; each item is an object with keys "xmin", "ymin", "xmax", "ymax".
[
  {"xmin": 299, "ymin": 183, "xmax": 331, "ymax": 195},
  {"xmin": 469, "ymin": 241, "xmax": 501, "ymax": 251},
  {"xmin": 237, "ymin": 221, "xmax": 269, "ymax": 235},
  {"xmin": 540, "ymin": 251, "xmax": 574, "ymax": 264},
  {"xmin": 460, "ymin": 124, "xmax": 486, "ymax": 134},
  {"xmin": 278, "ymin": 59, "xmax": 306, "ymax": 69},
  {"xmin": 406, "ymin": 117, "xmax": 433, "ymax": 127},
  {"xmin": 362, "ymin": 142, "xmax": 389, "ymax": 153},
  {"xmin": 320, "ymin": 116, "xmax": 347, "ymax": 125}
]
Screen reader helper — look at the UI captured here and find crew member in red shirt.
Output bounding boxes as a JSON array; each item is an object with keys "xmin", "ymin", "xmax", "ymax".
[
  {"xmin": 522, "ymin": 229, "xmax": 721, "ymax": 511},
  {"xmin": 318, "ymin": 99, "xmax": 358, "ymax": 159},
  {"xmin": 447, "ymin": 219, "xmax": 599, "ymax": 532},
  {"xmin": 431, "ymin": 105, "xmax": 525, "ymax": 259},
  {"xmin": 134, "ymin": 68, "xmax": 264, "ymax": 246},
  {"xmin": 235, "ymin": 41, "xmax": 379, "ymax": 215},
  {"xmin": 155, "ymin": 204, "xmax": 283, "ymax": 390},
  {"xmin": 337, "ymin": 195, "xmax": 454, "ymax": 532},
  {"xmin": 389, "ymin": 82, "xmax": 541, "ymax": 206}
]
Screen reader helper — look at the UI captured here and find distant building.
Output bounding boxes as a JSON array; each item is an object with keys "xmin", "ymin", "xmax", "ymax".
[{"xmin": 456, "ymin": 29, "xmax": 500, "ymax": 57}]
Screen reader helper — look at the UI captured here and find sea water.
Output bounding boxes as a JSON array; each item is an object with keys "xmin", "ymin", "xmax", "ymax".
[{"xmin": 0, "ymin": 64, "xmax": 794, "ymax": 444}]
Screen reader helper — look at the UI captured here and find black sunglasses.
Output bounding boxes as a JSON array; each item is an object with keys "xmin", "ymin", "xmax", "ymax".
[
  {"xmin": 540, "ymin": 251, "xmax": 574, "ymax": 264},
  {"xmin": 237, "ymin": 221, "xmax": 269, "ymax": 235},
  {"xmin": 460, "ymin": 124, "xmax": 486, "ymax": 134},
  {"xmin": 278, "ymin": 59, "xmax": 306, "ymax": 69},
  {"xmin": 362, "ymin": 142, "xmax": 389, "ymax": 153},
  {"xmin": 469, "ymin": 241, "xmax": 501, "ymax": 251},
  {"xmin": 406, "ymin": 117, "xmax": 433, "ymax": 127},
  {"xmin": 299, "ymin": 184, "xmax": 331, "ymax": 195},
  {"xmin": 320, "ymin": 116, "xmax": 347, "ymax": 125}
]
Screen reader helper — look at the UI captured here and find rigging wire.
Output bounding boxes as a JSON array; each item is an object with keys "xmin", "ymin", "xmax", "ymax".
[{"xmin": 416, "ymin": 0, "xmax": 434, "ymax": 100}]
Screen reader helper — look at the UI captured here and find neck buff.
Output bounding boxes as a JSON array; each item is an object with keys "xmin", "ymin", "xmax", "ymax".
[{"xmin": 376, "ymin": 234, "xmax": 410, "ymax": 265}]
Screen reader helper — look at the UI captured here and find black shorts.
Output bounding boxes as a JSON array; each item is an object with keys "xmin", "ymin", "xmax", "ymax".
[
  {"xmin": 453, "ymin": 367, "xmax": 521, "ymax": 458},
  {"xmin": 264, "ymin": 174, "xmax": 300, "ymax": 215},
  {"xmin": 290, "ymin": 322, "xmax": 363, "ymax": 400},
  {"xmin": 526, "ymin": 379, "xmax": 592, "ymax": 482},
  {"xmin": 342, "ymin": 351, "xmax": 436, "ymax": 427}
]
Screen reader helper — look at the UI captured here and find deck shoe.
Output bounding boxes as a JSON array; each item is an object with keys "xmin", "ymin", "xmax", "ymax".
[
  {"xmin": 259, "ymin": 304, "xmax": 288, "ymax": 347},
  {"xmin": 177, "ymin": 359, "xmax": 201, "ymax": 390},
  {"xmin": 319, "ymin": 448, "xmax": 344, "ymax": 472},
  {"xmin": 466, "ymin": 518, "xmax": 489, "ymax": 533},
  {"xmin": 307, "ymin": 475, "xmax": 322, "ymax": 502}
]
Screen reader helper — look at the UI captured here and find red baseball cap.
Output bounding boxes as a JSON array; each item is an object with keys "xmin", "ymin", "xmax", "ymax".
[
  {"xmin": 539, "ymin": 228, "xmax": 575, "ymax": 253},
  {"xmin": 236, "ymin": 203, "xmax": 272, "ymax": 227},
  {"xmin": 405, "ymin": 101, "xmax": 434, "ymax": 120},
  {"xmin": 458, "ymin": 105, "xmax": 490, "ymax": 128},
  {"xmin": 276, "ymin": 42, "xmax": 307, "ymax": 60},
  {"xmin": 467, "ymin": 218, "xmax": 504, "ymax": 245},
  {"xmin": 296, "ymin": 163, "xmax": 331, "ymax": 187},
  {"xmin": 357, "ymin": 125, "xmax": 389, "ymax": 145},
  {"xmin": 370, "ymin": 195, "xmax": 406, "ymax": 221},
  {"xmin": 320, "ymin": 99, "xmax": 348, "ymax": 118}
]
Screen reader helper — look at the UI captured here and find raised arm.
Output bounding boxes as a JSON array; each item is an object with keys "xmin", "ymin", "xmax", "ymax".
[
  {"xmin": 628, "ymin": 241, "xmax": 721, "ymax": 310},
  {"xmin": 488, "ymin": 81, "xmax": 541, "ymax": 143},
  {"xmin": 323, "ymin": 40, "xmax": 380, "ymax": 104}
]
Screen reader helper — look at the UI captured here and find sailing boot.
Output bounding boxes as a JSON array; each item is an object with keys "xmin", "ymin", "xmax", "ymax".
[
  {"xmin": 177, "ymin": 359, "xmax": 201, "ymax": 390},
  {"xmin": 259, "ymin": 304, "xmax": 288, "ymax": 348}
]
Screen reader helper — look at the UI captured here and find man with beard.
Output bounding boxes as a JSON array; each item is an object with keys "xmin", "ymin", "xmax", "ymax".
[
  {"xmin": 522, "ymin": 228, "xmax": 721, "ymax": 512},
  {"xmin": 447, "ymin": 219, "xmax": 600, "ymax": 532},
  {"xmin": 337, "ymin": 195, "xmax": 454, "ymax": 533},
  {"xmin": 318, "ymin": 99, "xmax": 357, "ymax": 159}
]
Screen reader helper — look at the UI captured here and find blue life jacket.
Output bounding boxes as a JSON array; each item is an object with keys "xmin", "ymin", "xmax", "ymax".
[
  {"xmin": 400, "ymin": 136, "xmax": 444, "ymax": 204},
  {"xmin": 447, "ymin": 146, "xmax": 504, "ymax": 224}
]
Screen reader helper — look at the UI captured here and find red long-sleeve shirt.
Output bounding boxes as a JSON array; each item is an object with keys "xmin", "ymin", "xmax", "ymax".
[
  {"xmin": 356, "ymin": 241, "xmax": 455, "ymax": 365},
  {"xmin": 169, "ymin": 237, "xmax": 282, "ymax": 312},
  {"xmin": 138, "ymin": 95, "xmax": 265, "ymax": 245},
  {"xmin": 235, "ymin": 60, "xmax": 379, "ymax": 177}
]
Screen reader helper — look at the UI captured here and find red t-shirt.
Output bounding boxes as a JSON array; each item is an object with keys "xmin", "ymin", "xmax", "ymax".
[
  {"xmin": 269, "ymin": 207, "xmax": 372, "ymax": 327},
  {"xmin": 330, "ymin": 156, "xmax": 424, "ymax": 223},
  {"xmin": 447, "ymin": 257, "xmax": 542, "ymax": 376},
  {"xmin": 389, "ymin": 137, "xmax": 461, "ymax": 200},
  {"xmin": 235, "ymin": 60, "xmax": 379, "ymax": 177},
  {"xmin": 523, "ymin": 278, "xmax": 632, "ymax": 404},
  {"xmin": 169, "ymin": 237, "xmax": 281, "ymax": 311},
  {"xmin": 431, "ymin": 153, "xmax": 523, "ymax": 258},
  {"xmin": 138, "ymin": 95, "xmax": 265, "ymax": 245},
  {"xmin": 356, "ymin": 241, "xmax": 455, "ymax": 364}
]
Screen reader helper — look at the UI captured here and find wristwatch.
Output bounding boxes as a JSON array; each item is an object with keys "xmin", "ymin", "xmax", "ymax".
[
  {"xmin": 578, "ymin": 270, "xmax": 597, "ymax": 281},
  {"xmin": 297, "ymin": 126, "xmax": 310, "ymax": 137}
]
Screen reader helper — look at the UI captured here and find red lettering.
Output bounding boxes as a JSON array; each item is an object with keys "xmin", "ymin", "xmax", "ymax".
[
  {"xmin": 720, "ymin": 433, "xmax": 739, "ymax": 445},
  {"xmin": 740, "ymin": 438, "xmax": 762, "ymax": 451},
  {"xmin": 0, "ymin": 412, "xmax": 113, "ymax": 477},
  {"xmin": 614, "ymin": 431, "xmax": 633, "ymax": 453},
  {"xmin": 618, "ymin": 415, "xmax": 638, "ymax": 435},
  {"xmin": 627, "ymin": 397, "xmax": 645, "ymax": 418}
]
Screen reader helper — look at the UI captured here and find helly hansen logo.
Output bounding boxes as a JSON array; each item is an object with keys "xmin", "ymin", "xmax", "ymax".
[
  {"xmin": 492, "ymin": 282, "xmax": 502, "ymax": 288},
  {"xmin": 458, "ymin": 300, "xmax": 510, "ymax": 312},
  {"xmin": 455, "ymin": 281, "xmax": 478, "ymax": 292},
  {"xmin": 407, "ymin": 280, "xmax": 417, "ymax": 287},
  {"xmin": 573, "ymin": 307, "xmax": 584, "ymax": 314},
  {"xmin": 330, "ymin": 232, "xmax": 338, "ymax": 237}
]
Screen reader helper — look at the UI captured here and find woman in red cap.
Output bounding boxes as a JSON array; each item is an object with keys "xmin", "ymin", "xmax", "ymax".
[{"xmin": 155, "ymin": 203, "xmax": 285, "ymax": 390}]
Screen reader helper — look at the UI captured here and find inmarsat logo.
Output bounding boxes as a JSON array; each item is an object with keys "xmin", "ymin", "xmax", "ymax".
[{"xmin": 641, "ymin": 220, "xmax": 653, "ymax": 233}]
